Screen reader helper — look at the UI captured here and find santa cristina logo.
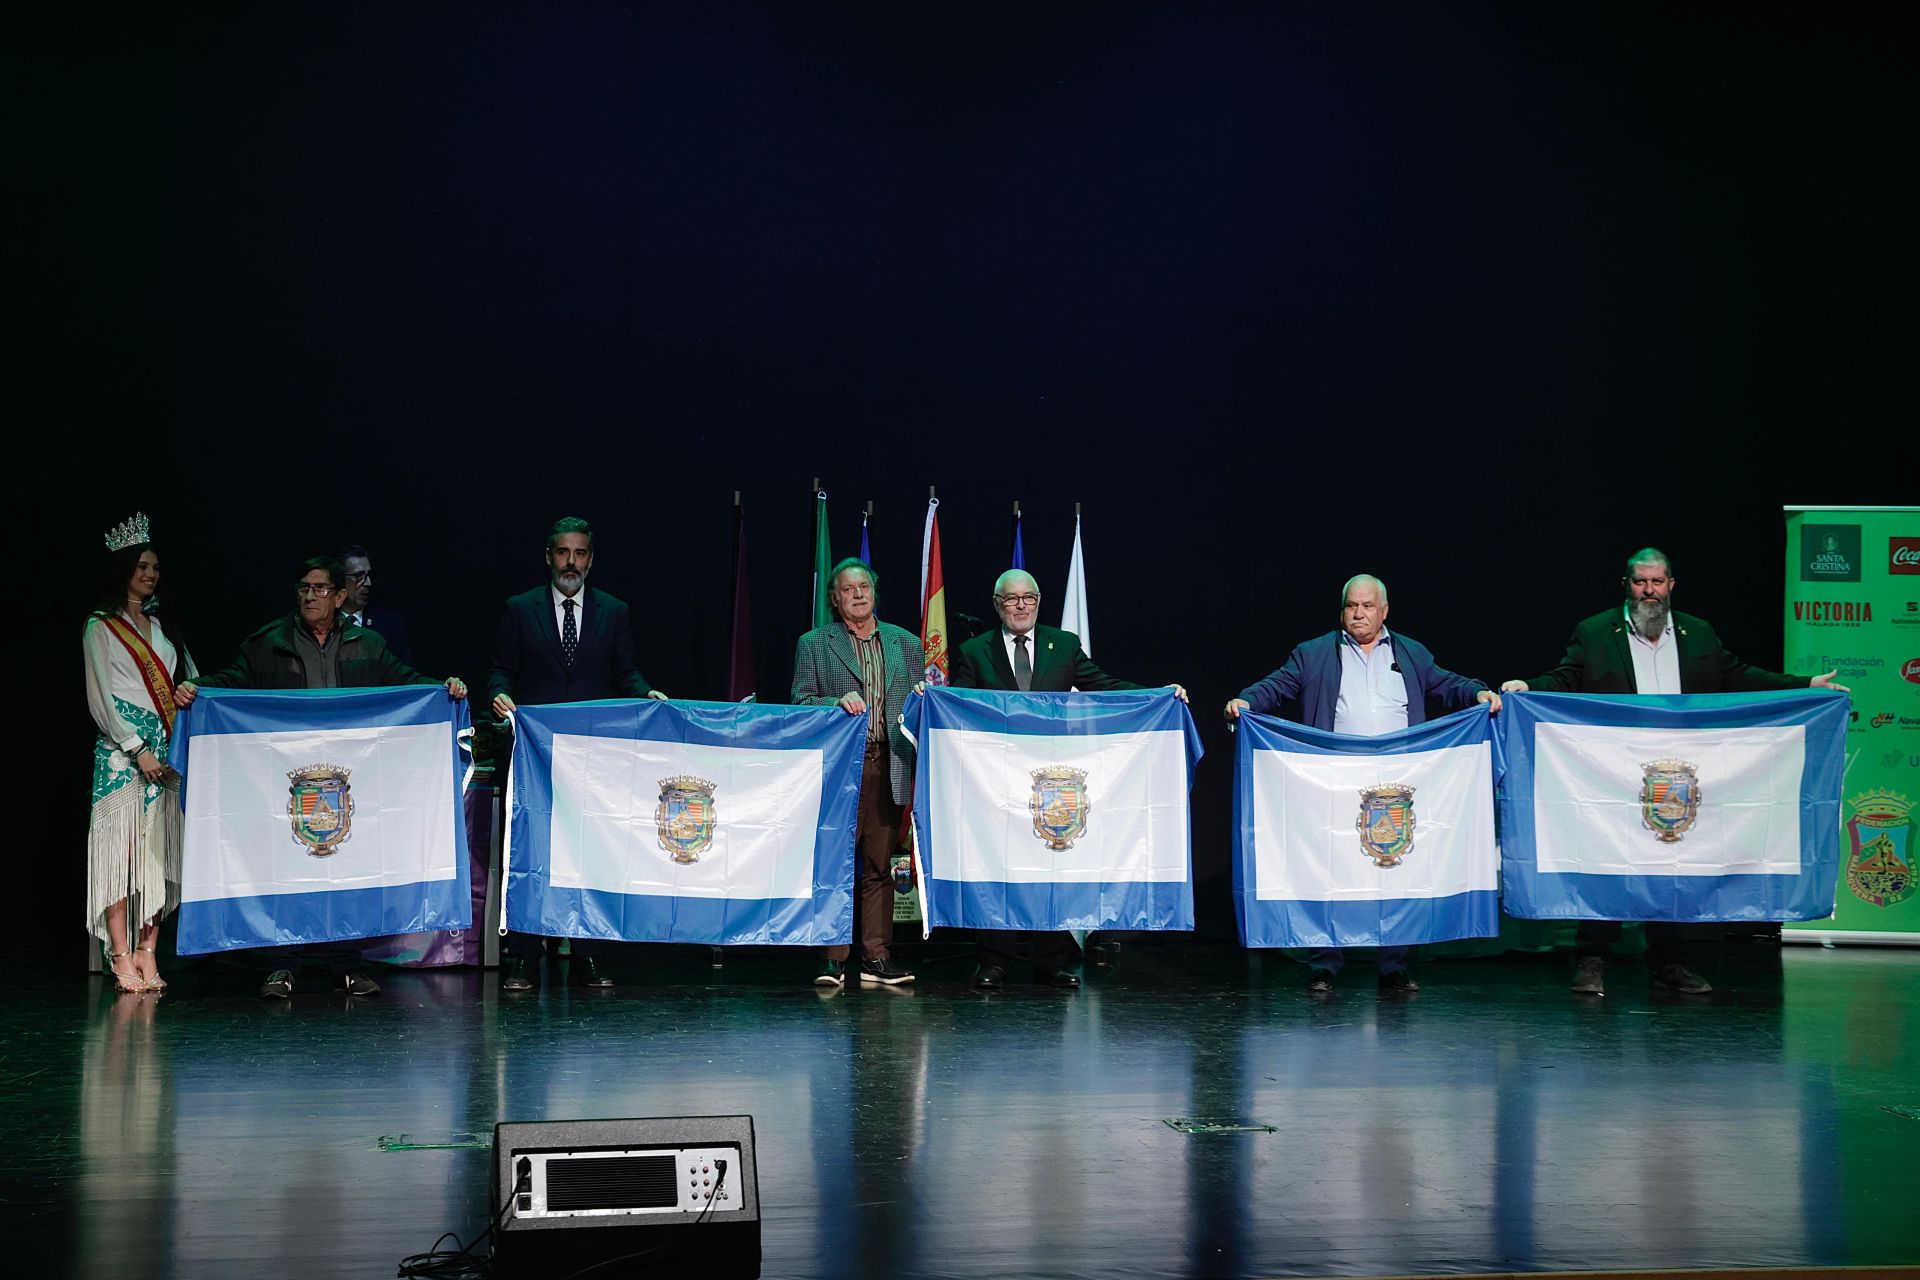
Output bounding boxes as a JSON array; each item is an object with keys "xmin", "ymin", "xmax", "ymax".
[
  {"xmin": 1800, "ymin": 524, "xmax": 1860, "ymax": 582},
  {"xmin": 287, "ymin": 764, "xmax": 354, "ymax": 856},
  {"xmin": 1030, "ymin": 766, "xmax": 1090, "ymax": 850},
  {"xmin": 1356, "ymin": 784, "xmax": 1416, "ymax": 867},
  {"xmin": 655, "ymin": 776, "xmax": 717, "ymax": 863},
  {"xmin": 1845, "ymin": 792, "xmax": 1914, "ymax": 907}
]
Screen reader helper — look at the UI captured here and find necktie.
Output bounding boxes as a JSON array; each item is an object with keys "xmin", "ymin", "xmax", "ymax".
[
  {"xmin": 561, "ymin": 597, "xmax": 578, "ymax": 667},
  {"xmin": 1013, "ymin": 634, "xmax": 1032, "ymax": 691}
]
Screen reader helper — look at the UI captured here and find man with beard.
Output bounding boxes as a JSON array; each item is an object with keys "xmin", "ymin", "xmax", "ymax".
[
  {"xmin": 791, "ymin": 558, "xmax": 925, "ymax": 989},
  {"xmin": 948, "ymin": 568, "xmax": 1187, "ymax": 990},
  {"xmin": 1500, "ymin": 547, "xmax": 1846, "ymax": 996},
  {"xmin": 175, "ymin": 555, "xmax": 468, "ymax": 998},
  {"xmin": 488, "ymin": 516, "xmax": 667, "ymax": 991},
  {"xmin": 339, "ymin": 544, "xmax": 415, "ymax": 667},
  {"xmin": 1226, "ymin": 574, "xmax": 1498, "ymax": 995}
]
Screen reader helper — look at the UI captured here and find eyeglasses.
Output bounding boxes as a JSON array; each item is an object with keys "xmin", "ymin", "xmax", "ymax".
[
  {"xmin": 995, "ymin": 593, "xmax": 1041, "ymax": 608},
  {"xmin": 295, "ymin": 583, "xmax": 342, "ymax": 596},
  {"xmin": 346, "ymin": 571, "xmax": 372, "ymax": 583}
]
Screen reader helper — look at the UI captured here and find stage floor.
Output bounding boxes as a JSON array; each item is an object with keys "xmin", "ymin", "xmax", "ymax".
[{"xmin": 6, "ymin": 941, "xmax": 1917, "ymax": 1279}]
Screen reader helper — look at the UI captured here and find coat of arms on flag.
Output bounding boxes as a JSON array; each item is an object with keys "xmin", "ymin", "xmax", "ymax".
[
  {"xmin": 1640, "ymin": 758, "xmax": 1701, "ymax": 842},
  {"xmin": 1356, "ymin": 784, "xmax": 1415, "ymax": 867},
  {"xmin": 1029, "ymin": 766, "xmax": 1090, "ymax": 850},
  {"xmin": 287, "ymin": 764, "xmax": 354, "ymax": 856},
  {"xmin": 655, "ymin": 775, "xmax": 718, "ymax": 864}
]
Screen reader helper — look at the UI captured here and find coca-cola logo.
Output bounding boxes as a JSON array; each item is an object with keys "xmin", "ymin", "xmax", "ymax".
[
  {"xmin": 1905, "ymin": 658, "xmax": 1920, "ymax": 684},
  {"xmin": 1891, "ymin": 537, "xmax": 1920, "ymax": 575}
]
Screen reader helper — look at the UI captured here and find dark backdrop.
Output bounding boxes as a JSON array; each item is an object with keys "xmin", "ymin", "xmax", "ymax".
[{"xmin": 11, "ymin": 3, "xmax": 1905, "ymax": 957}]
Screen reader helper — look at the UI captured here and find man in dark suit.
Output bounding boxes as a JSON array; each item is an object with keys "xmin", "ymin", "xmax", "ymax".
[
  {"xmin": 948, "ymin": 569, "xmax": 1186, "ymax": 990},
  {"xmin": 791, "ymin": 558, "xmax": 926, "ymax": 989},
  {"xmin": 1225, "ymin": 574, "xmax": 1498, "ymax": 995},
  {"xmin": 487, "ymin": 516, "xmax": 667, "ymax": 991},
  {"xmin": 1500, "ymin": 546, "xmax": 1847, "ymax": 996},
  {"xmin": 339, "ymin": 544, "xmax": 415, "ymax": 668}
]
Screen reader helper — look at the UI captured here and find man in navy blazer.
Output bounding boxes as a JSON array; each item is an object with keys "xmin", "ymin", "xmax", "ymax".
[
  {"xmin": 487, "ymin": 516, "xmax": 667, "ymax": 991},
  {"xmin": 340, "ymin": 545, "xmax": 416, "ymax": 668},
  {"xmin": 1226, "ymin": 574, "xmax": 1496, "ymax": 995}
]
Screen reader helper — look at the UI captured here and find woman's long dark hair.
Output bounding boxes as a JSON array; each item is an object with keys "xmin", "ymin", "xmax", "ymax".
[{"xmin": 93, "ymin": 541, "xmax": 190, "ymax": 681}]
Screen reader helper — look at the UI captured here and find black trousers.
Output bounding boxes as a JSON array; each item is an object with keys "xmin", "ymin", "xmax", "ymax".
[
  {"xmin": 1577, "ymin": 920, "xmax": 1689, "ymax": 968},
  {"xmin": 977, "ymin": 930, "xmax": 1080, "ymax": 974}
]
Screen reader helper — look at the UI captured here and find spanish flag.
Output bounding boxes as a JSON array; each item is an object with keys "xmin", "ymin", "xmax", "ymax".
[{"xmin": 919, "ymin": 497, "xmax": 949, "ymax": 685}]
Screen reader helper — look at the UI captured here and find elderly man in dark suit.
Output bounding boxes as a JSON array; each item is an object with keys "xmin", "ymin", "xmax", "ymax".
[
  {"xmin": 948, "ymin": 569, "xmax": 1186, "ymax": 991},
  {"xmin": 487, "ymin": 516, "xmax": 667, "ymax": 991},
  {"xmin": 791, "ymin": 557, "xmax": 925, "ymax": 989},
  {"xmin": 1225, "ymin": 574, "xmax": 1497, "ymax": 995},
  {"xmin": 1499, "ymin": 546, "xmax": 1846, "ymax": 997}
]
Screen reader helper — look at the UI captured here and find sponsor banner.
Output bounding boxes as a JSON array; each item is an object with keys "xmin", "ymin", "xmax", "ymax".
[
  {"xmin": 1232, "ymin": 704, "xmax": 1499, "ymax": 949},
  {"xmin": 1785, "ymin": 507, "xmax": 1920, "ymax": 942},
  {"xmin": 1500, "ymin": 691, "xmax": 1847, "ymax": 921},
  {"xmin": 904, "ymin": 687, "xmax": 1202, "ymax": 934},
  {"xmin": 504, "ymin": 698, "xmax": 866, "ymax": 946},
  {"xmin": 171, "ymin": 686, "xmax": 473, "ymax": 954}
]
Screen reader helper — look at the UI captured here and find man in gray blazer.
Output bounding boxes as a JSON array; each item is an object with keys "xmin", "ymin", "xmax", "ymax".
[{"xmin": 791, "ymin": 557, "xmax": 925, "ymax": 988}]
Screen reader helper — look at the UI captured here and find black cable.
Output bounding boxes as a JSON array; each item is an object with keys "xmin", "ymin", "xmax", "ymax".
[
  {"xmin": 396, "ymin": 1167, "xmax": 525, "ymax": 1279},
  {"xmin": 553, "ymin": 1160, "xmax": 731, "ymax": 1280}
]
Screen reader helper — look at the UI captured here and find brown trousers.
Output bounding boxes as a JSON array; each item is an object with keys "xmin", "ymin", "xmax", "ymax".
[{"xmin": 826, "ymin": 739, "xmax": 903, "ymax": 963}]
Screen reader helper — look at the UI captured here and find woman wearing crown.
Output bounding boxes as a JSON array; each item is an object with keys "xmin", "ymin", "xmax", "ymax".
[{"xmin": 85, "ymin": 512, "xmax": 197, "ymax": 994}]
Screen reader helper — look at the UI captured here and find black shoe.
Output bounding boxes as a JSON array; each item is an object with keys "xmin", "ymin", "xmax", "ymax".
[
  {"xmin": 1378, "ymin": 970, "xmax": 1420, "ymax": 994},
  {"xmin": 500, "ymin": 956, "xmax": 535, "ymax": 992},
  {"xmin": 859, "ymin": 958, "xmax": 915, "ymax": 986},
  {"xmin": 1651, "ymin": 963, "xmax": 1713, "ymax": 995},
  {"xmin": 571, "ymin": 955, "xmax": 615, "ymax": 988},
  {"xmin": 1571, "ymin": 955, "xmax": 1606, "ymax": 995},
  {"xmin": 814, "ymin": 960, "xmax": 845, "ymax": 988},
  {"xmin": 342, "ymin": 971, "xmax": 381, "ymax": 997},
  {"xmin": 1305, "ymin": 969, "xmax": 1335, "ymax": 994},
  {"xmin": 260, "ymin": 969, "xmax": 294, "ymax": 999},
  {"xmin": 1042, "ymin": 968, "xmax": 1081, "ymax": 990},
  {"xmin": 971, "ymin": 964, "xmax": 1007, "ymax": 990}
]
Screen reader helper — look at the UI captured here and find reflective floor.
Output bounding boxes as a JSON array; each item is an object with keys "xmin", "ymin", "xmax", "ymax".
[{"xmin": 5, "ymin": 941, "xmax": 1918, "ymax": 1279}]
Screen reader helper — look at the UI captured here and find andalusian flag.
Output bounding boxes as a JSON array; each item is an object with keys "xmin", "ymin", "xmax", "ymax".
[
  {"xmin": 1060, "ymin": 507, "xmax": 1089, "ymax": 657},
  {"xmin": 810, "ymin": 487, "xmax": 831, "ymax": 630},
  {"xmin": 920, "ymin": 496, "xmax": 949, "ymax": 685}
]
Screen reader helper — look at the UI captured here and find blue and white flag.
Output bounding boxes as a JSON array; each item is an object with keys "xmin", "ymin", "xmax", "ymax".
[
  {"xmin": 171, "ymin": 686, "xmax": 473, "ymax": 955},
  {"xmin": 505, "ymin": 698, "xmax": 865, "ymax": 945},
  {"xmin": 904, "ymin": 687, "xmax": 1202, "ymax": 934},
  {"xmin": 1499, "ymin": 691, "xmax": 1848, "ymax": 921},
  {"xmin": 1233, "ymin": 705, "xmax": 1500, "ymax": 949}
]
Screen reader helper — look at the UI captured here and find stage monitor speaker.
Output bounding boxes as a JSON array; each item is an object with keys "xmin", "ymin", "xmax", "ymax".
[{"xmin": 492, "ymin": 1114, "xmax": 759, "ymax": 1278}]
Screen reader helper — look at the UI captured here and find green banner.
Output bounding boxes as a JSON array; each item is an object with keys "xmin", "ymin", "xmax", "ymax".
[{"xmin": 1783, "ymin": 506, "xmax": 1920, "ymax": 943}]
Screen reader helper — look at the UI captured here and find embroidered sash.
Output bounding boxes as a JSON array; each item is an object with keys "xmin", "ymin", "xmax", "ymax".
[{"xmin": 100, "ymin": 613, "xmax": 178, "ymax": 736}]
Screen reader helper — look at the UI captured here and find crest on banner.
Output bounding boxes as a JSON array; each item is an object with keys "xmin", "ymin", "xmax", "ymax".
[
  {"xmin": 1640, "ymin": 758, "xmax": 1701, "ymax": 842},
  {"xmin": 1029, "ymin": 766, "xmax": 1090, "ymax": 851},
  {"xmin": 287, "ymin": 764, "xmax": 354, "ymax": 856},
  {"xmin": 655, "ymin": 776, "xmax": 717, "ymax": 863},
  {"xmin": 1845, "ymin": 791, "xmax": 1914, "ymax": 907},
  {"xmin": 1356, "ymin": 784, "xmax": 1416, "ymax": 868}
]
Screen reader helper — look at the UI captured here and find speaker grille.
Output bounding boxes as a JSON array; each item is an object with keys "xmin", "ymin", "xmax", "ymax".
[{"xmin": 546, "ymin": 1154, "xmax": 679, "ymax": 1210}]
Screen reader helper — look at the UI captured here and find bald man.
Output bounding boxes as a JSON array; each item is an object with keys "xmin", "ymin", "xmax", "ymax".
[
  {"xmin": 948, "ymin": 569, "xmax": 1186, "ymax": 990},
  {"xmin": 1226, "ymin": 574, "xmax": 1497, "ymax": 996}
]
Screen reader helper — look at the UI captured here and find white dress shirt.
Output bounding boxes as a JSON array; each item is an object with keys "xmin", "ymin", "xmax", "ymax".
[
  {"xmin": 552, "ymin": 584, "xmax": 585, "ymax": 638},
  {"xmin": 1625, "ymin": 605, "xmax": 1681, "ymax": 694},
  {"xmin": 1333, "ymin": 629, "xmax": 1410, "ymax": 737}
]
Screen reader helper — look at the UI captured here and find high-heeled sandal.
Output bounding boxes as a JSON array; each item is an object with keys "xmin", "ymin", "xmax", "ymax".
[
  {"xmin": 136, "ymin": 944, "xmax": 167, "ymax": 990},
  {"xmin": 105, "ymin": 950, "xmax": 145, "ymax": 995}
]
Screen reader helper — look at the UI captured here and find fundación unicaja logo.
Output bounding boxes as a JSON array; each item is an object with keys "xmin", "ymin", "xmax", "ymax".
[{"xmin": 1801, "ymin": 524, "xmax": 1861, "ymax": 582}]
